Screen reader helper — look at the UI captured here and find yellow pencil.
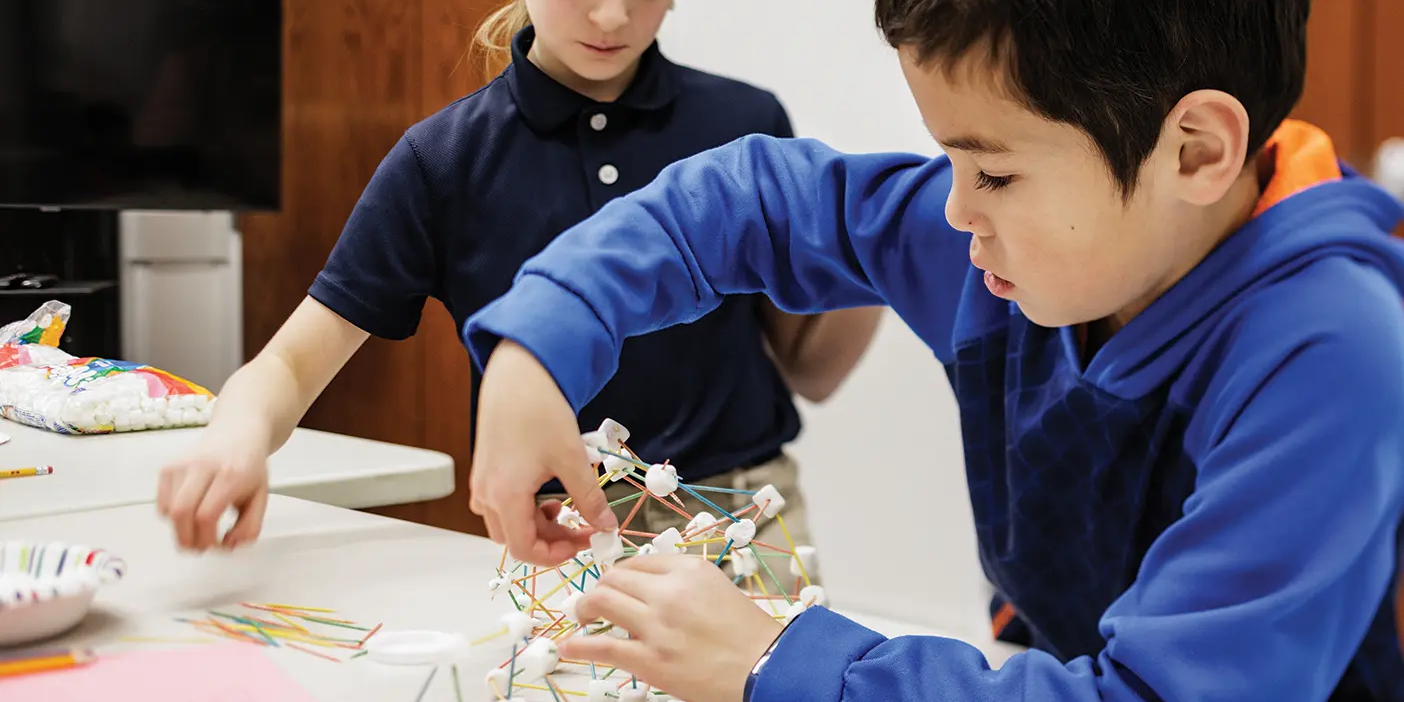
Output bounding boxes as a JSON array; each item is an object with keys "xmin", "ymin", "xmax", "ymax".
[
  {"xmin": 0, "ymin": 466, "xmax": 53, "ymax": 480},
  {"xmin": 0, "ymin": 647, "xmax": 94, "ymax": 678}
]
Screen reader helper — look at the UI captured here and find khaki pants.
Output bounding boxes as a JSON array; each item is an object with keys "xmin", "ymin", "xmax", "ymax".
[{"xmin": 540, "ymin": 451, "xmax": 819, "ymax": 593}]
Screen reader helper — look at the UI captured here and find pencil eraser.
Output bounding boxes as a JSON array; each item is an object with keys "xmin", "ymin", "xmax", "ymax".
[
  {"xmin": 724, "ymin": 519, "xmax": 756, "ymax": 548},
  {"xmin": 752, "ymin": 485, "xmax": 786, "ymax": 518}
]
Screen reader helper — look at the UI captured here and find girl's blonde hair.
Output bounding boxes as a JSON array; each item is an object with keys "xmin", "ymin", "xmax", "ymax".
[{"xmin": 474, "ymin": 0, "xmax": 532, "ymax": 80}]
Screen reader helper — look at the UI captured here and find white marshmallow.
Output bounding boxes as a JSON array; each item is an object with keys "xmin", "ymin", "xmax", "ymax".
[
  {"xmin": 517, "ymin": 638, "xmax": 560, "ymax": 681},
  {"xmin": 790, "ymin": 546, "xmax": 818, "ymax": 579},
  {"xmin": 645, "ymin": 463, "xmax": 679, "ymax": 497},
  {"xmin": 784, "ymin": 601, "xmax": 807, "ymax": 624},
  {"xmin": 620, "ymin": 688, "xmax": 649, "ymax": 702},
  {"xmin": 590, "ymin": 530, "xmax": 625, "ymax": 567},
  {"xmin": 602, "ymin": 454, "xmax": 632, "ymax": 481},
  {"xmin": 731, "ymin": 548, "xmax": 758, "ymax": 577},
  {"xmin": 181, "ymin": 407, "xmax": 202, "ymax": 426},
  {"xmin": 488, "ymin": 574, "xmax": 510, "ymax": 593},
  {"xmin": 485, "ymin": 668, "xmax": 511, "ymax": 695},
  {"xmin": 561, "ymin": 591, "xmax": 585, "ymax": 623},
  {"xmin": 556, "ymin": 506, "xmax": 584, "ymax": 530},
  {"xmin": 587, "ymin": 680, "xmax": 618, "ymax": 702},
  {"xmin": 501, "ymin": 611, "xmax": 537, "ymax": 640},
  {"xmin": 651, "ymin": 527, "xmax": 685, "ymax": 554},
  {"xmin": 635, "ymin": 544, "xmax": 656, "ymax": 557},
  {"xmin": 595, "ymin": 418, "xmax": 629, "ymax": 445},
  {"xmin": 751, "ymin": 484, "xmax": 786, "ymax": 518},
  {"xmin": 799, "ymin": 585, "xmax": 827, "ymax": 607},
  {"xmin": 724, "ymin": 519, "xmax": 757, "ymax": 548},
  {"xmin": 686, "ymin": 511, "xmax": 718, "ymax": 537}
]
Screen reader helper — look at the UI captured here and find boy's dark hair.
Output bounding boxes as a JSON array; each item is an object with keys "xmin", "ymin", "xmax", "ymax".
[{"xmin": 874, "ymin": 0, "xmax": 1310, "ymax": 196}]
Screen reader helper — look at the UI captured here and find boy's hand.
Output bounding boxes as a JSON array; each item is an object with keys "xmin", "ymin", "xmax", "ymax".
[
  {"xmin": 559, "ymin": 554, "xmax": 783, "ymax": 702},
  {"xmin": 157, "ymin": 443, "xmax": 269, "ymax": 551},
  {"xmin": 470, "ymin": 340, "xmax": 618, "ymax": 566}
]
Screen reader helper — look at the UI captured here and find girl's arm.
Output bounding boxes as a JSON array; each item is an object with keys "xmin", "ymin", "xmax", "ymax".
[
  {"xmin": 760, "ymin": 303, "xmax": 884, "ymax": 402},
  {"xmin": 158, "ymin": 297, "xmax": 369, "ymax": 551}
]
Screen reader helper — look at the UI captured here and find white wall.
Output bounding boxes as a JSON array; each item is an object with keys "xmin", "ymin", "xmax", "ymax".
[{"xmin": 658, "ymin": 3, "xmax": 993, "ymax": 636}]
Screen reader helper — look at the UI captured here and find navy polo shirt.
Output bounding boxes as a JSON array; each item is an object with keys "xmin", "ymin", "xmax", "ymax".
[{"xmin": 309, "ymin": 27, "xmax": 802, "ymax": 486}]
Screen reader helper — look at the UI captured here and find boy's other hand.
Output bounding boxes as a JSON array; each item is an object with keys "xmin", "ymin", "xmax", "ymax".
[
  {"xmin": 471, "ymin": 339, "xmax": 618, "ymax": 566},
  {"xmin": 157, "ymin": 443, "xmax": 269, "ymax": 552},
  {"xmin": 558, "ymin": 554, "xmax": 783, "ymax": 702}
]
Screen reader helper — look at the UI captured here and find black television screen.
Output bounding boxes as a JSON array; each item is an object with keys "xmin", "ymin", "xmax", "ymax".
[{"xmin": 0, "ymin": 0, "xmax": 281, "ymax": 211}]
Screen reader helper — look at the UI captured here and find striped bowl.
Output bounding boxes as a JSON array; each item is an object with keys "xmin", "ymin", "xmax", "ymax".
[{"xmin": 0, "ymin": 541, "xmax": 125, "ymax": 647}]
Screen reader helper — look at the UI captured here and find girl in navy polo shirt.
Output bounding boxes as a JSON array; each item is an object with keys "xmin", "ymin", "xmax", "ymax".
[{"xmin": 156, "ymin": 0, "xmax": 882, "ymax": 577}]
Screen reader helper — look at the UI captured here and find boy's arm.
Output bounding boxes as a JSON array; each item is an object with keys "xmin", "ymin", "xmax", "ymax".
[
  {"xmin": 463, "ymin": 135, "xmax": 968, "ymax": 410},
  {"xmin": 752, "ymin": 298, "xmax": 1404, "ymax": 702}
]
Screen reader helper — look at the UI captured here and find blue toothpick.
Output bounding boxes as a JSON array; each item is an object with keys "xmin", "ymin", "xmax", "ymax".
[
  {"xmin": 684, "ymin": 484, "xmax": 758, "ymax": 496},
  {"xmin": 678, "ymin": 483, "xmax": 742, "ymax": 523},
  {"xmin": 714, "ymin": 540, "xmax": 735, "ymax": 566}
]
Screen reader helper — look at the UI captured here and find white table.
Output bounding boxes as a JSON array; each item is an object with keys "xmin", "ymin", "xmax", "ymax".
[
  {"xmin": 0, "ymin": 421, "xmax": 455, "ymax": 522},
  {"xmin": 0, "ymin": 497, "xmax": 1024, "ymax": 701}
]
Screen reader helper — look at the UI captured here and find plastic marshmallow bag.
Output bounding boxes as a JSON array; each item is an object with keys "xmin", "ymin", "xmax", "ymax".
[{"xmin": 0, "ymin": 301, "xmax": 216, "ymax": 434}]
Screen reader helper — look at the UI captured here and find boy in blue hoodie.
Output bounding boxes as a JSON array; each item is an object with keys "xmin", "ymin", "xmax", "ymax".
[{"xmin": 461, "ymin": 1, "xmax": 1404, "ymax": 700}]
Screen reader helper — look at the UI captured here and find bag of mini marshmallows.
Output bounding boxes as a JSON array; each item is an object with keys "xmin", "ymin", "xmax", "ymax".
[{"xmin": 0, "ymin": 301, "xmax": 216, "ymax": 434}]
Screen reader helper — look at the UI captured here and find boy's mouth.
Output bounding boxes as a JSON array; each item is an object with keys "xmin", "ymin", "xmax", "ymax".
[{"xmin": 984, "ymin": 270, "xmax": 1016, "ymax": 298}]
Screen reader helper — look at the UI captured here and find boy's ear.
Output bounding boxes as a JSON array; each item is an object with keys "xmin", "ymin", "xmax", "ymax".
[{"xmin": 1166, "ymin": 89, "xmax": 1251, "ymax": 206}]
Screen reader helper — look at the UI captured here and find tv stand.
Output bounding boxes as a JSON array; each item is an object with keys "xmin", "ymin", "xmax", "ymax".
[{"xmin": 0, "ymin": 208, "xmax": 121, "ymax": 358}]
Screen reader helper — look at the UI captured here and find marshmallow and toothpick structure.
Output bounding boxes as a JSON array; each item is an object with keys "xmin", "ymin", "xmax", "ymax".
[{"xmin": 474, "ymin": 419, "xmax": 823, "ymax": 701}]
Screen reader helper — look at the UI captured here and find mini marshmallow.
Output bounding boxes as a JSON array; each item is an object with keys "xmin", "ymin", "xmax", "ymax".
[
  {"xmin": 181, "ymin": 407, "xmax": 202, "ymax": 426},
  {"xmin": 731, "ymin": 548, "xmax": 758, "ymax": 577},
  {"xmin": 799, "ymin": 585, "xmax": 827, "ymax": 608},
  {"xmin": 602, "ymin": 454, "xmax": 632, "ymax": 481},
  {"xmin": 635, "ymin": 544, "xmax": 656, "ymax": 557},
  {"xmin": 790, "ymin": 546, "xmax": 818, "ymax": 579},
  {"xmin": 556, "ymin": 506, "xmax": 585, "ymax": 530},
  {"xmin": 501, "ymin": 611, "xmax": 537, "ymax": 640},
  {"xmin": 587, "ymin": 680, "xmax": 618, "ymax": 702},
  {"xmin": 488, "ymin": 574, "xmax": 510, "ymax": 593},
  {"xmin": 590, "ymin": 530, "xmax": 625, "ymax": 567},
  {"xmin": 518, "ymin": 638, "xmax": 560, "ymax": 681},
  {"xmin": 724, "ymin": 518, "xmax": 757, "ymax": 548},
  {"xmin": 784, "ymin": 601, "xmax": 807, "ymax": 624},
  {"xmin": 645, "ymin": 463, "xmax": 679, "ymax": 497},
  {"xmin": 561, "ymin": 591, "xmax": 585, "ymax": 623},
  {"xmin": 596, "ymin": 418, "xmax": 629, "ymax": 445},
  {"xmin": 620, "ymin": 688, "xmax": 649, "ymax": 702},
  {"xmin": 651, "ymin": 527, "xmax": 684, "ymax": 554},
  {"xmin": 751, "ymin": 484, "xmax": 786, "ymax": 518},
  {"xmin": 686, "ymin": 511, "xmax": 718, "ymax": 536},
  {"xmin": 485, "ymin": 668, "xmax": 510, "ymax": 695}
]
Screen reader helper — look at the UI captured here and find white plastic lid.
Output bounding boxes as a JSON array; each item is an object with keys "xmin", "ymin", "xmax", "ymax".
[{"xmin": 364, "ymin": 630, "xmax": 469, "ymax": 665}]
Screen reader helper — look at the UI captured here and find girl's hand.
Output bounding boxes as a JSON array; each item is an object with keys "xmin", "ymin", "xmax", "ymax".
[
  {"xmin": 559, "ymin": 554, "xmax": 784, "ymax": 702},
  {"xmin": 157, "ymin": 441, "xmax": 269, "ymax": 551}
]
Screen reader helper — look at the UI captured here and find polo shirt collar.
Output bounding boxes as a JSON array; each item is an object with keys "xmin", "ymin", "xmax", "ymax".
[{"xmin": 506, "ymin": 25, "xmax": 679, "ymax": 132}]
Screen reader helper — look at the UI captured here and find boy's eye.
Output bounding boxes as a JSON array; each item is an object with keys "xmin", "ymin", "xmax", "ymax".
[{"xmin": 975, "ymin": 171, "xmax": 1014, "ymax": 191}]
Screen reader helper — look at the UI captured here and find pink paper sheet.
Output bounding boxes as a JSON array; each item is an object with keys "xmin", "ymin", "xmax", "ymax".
[{"xmin": 0, "ymin": 642, "xmax": 320, "ymax": 701}]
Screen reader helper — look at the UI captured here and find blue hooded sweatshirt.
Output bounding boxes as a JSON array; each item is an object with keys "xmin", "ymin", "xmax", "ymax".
[{"xmin": 465, "ymin": 120, "xmax": 1404, "ymax": 702}]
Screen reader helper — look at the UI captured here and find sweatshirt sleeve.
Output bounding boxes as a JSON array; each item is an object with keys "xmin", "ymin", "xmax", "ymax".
[
  {"xmin": 462, "ymin": 135, "xmax": 972, "ymax": 411},
  {"xmin": 752, "ymin": 287, "xmax": 1404, "ymax": 702}
]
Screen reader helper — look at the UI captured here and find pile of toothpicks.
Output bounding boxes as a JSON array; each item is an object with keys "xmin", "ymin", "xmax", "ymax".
[{"xmin": 149, "ymin": 602, "xmax": 383, "ymax": 662}]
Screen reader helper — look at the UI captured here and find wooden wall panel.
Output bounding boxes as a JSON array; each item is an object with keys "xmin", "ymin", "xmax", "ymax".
[
  {"xmin": 1293, "ymin": 0, "xmax": 1368, "ymax": 166},
  {"xmin": 239, "ymin": 0, "xmax": 497, "ymax": 535}
]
